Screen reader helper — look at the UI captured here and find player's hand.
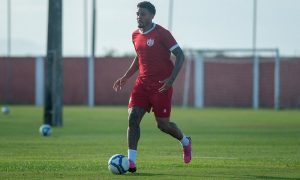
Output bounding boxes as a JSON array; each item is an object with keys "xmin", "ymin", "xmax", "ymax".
[
  {"xmin": 158, "ymin": 78, "xmax": 173, "ymax": 93},
  {"xmin": 113, "ymin": 77, "xmax": 127, "ymax": 92}
]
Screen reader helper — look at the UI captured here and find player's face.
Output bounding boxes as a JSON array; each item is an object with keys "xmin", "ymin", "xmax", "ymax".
[{"xmin": 136, "ymin": 8, "xmax": 154, "ymax": 28}]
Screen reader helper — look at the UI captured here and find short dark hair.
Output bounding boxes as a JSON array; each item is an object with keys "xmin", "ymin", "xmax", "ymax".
[{"xmin": 137, "ymin": 1, "xmax": 156, "ymax": 15}]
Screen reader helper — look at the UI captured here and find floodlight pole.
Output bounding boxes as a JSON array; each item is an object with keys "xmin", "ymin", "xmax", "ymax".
[
  {"xmin": 4, "ymin": 0, "xmax": 12, "ymax": 110},
  {"xmin": 274, "ymin": 49, "xmax": 281, "ymax": 110},
  {"xmin": 84, "ymin": 0, "xmax": 88, "ymax": 56},
  {"xmin": 88, "ymin": 0, "xmax": 96, "ymax": 107},
  {"xmin": 168, "ymin": 0, "xmax": 174, "ymax": 32},
  {"xmin": 44, "ymin": 0, "xmax": 63, "ymax": 126},
  {"xmin": 252, "ymin": 0, "xmax": 259, "ymax": 110},
  {"xmin": 7, "ymin": 0, "xmax": 11, "ymax": 57}
]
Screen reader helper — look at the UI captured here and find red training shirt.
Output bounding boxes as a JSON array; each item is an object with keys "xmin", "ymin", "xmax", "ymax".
[{"xmin": 132, "ymin": 23, "xmax": 179, "ymax": 84}]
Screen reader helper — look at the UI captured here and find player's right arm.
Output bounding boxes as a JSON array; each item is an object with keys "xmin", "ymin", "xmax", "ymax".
[{"xmin": 113, "ymin": 56, "xmax": 139, "ymax": 92}]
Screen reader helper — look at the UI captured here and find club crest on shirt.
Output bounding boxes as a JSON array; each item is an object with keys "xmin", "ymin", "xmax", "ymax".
[{"xmin": 146, "ymin": 38, "xmax": 155, "ymax": 47}]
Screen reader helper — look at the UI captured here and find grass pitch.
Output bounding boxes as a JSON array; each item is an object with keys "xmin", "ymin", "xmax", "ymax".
[{"xmin": 0, "ymin": 106, "xmax": 300, "ymax": 179}]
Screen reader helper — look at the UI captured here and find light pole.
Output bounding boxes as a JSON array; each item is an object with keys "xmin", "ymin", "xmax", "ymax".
[
  {"xmin": 168, "ymin": 0, "xmax": 174, "ymax": 32},
  {"xmin": 88, "ymin": 0, "xmax": 96, "ymax": 107},
  {"xmin": 84, "ymin": 0, "xmax": 88, "ymax": 56},
  {"xmin": 2, "ymin": 0, "xmax": 12, "ymax": 115},
  {"xmin": 252, "ymin": 0, "xmax": 259, "ymax": 109}
]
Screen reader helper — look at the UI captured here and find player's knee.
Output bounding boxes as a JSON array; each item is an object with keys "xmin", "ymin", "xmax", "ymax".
[
  {"xmin": 169, "ymin": 121, "xmax": 177, "ymax": 128},
  {"xmin": 157, "ymin": 121, "xmax": 168, "ymax": 132}
]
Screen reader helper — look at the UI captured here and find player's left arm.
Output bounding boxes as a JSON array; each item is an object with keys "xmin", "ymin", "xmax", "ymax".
[{"xmin": 159, "ymin": 47, "xmax": 185, "ymax": 93}]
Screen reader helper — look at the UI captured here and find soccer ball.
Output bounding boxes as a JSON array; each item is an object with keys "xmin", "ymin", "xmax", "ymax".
[
  {"xmin": 1, "ymin": 106, "xmax": 10, "ymax": 115},
  {"xmin": 39, "ymin": 124, "xmax": 52, "ymax": 136},
  {"xmin": 108, "ymin": 154, "xmax": 129, "ymax": 175}
]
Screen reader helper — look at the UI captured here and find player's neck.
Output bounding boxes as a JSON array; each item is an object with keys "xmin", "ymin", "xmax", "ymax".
[{"xmin": 139, "ymin": 22, "xmax": 154, "ymax": 33}]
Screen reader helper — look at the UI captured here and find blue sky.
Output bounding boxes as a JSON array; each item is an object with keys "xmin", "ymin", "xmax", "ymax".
[{"xmin": 0, "ymin": 0, "xmax": 299, "ymax": 57}]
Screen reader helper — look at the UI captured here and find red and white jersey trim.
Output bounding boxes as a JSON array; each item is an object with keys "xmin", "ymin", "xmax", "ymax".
[{"xmin": 169, "ymin": 44, "xmax": 179, "ymax": 51}]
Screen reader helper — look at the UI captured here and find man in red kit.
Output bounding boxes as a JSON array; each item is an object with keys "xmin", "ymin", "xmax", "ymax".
[{"xmin": 113, "ymin": 1, "xmax": 191, "ymax": 173}]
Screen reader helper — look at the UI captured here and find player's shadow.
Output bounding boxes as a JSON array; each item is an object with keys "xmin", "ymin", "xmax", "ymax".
[
  {"xmin": 128, "ymin": 172, "xmax": 201, "ymax": 178},
  {"xmin": 131, "ymin": 172, "xmax": 165, "ymax": 176},
  {"xmin": 130, "ymin": 173, "xmax": 300, "ymax": 179},
  {"xmin": 245, "ymin": 175, "xmax": 300, "ymax": 180}
]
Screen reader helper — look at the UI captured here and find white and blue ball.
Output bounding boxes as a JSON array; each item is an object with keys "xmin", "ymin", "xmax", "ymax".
[
  {"xmin": 39, "ymin": 124, "xmax": 52, "ymax": 136},
  {"xmin": 2, "ymin": 106, "xmax": 10, "ymax": 115},
  {"xmin": 108, "ymin": 154, "xmax": 129, "ymax": 175}
]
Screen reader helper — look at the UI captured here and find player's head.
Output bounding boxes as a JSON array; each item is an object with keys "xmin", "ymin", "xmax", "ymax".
[{"xmin": 136, "ymin": 1, "xmax": 156, "ymax": 28}]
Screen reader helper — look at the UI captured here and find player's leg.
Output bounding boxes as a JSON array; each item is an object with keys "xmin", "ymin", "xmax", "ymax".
[
  {"xmin": 155, "ymin": 117, "xmax": 192, "ymax": 163},
  {"xmin": 128, "ymin": 106, "xmax": 146, "ymax": 150},
  {"xmin": 127, "ymin": 79, "xmax": 151, "ymax": 172},
  {"xmin": 151, "ymin": 88, "xmax": 192, "ymax": 163},
  {"xmin": 155, "ymin": 117, "xmax": 183, "ymax": 140},
  {"xmin": 156, "ymin": 117, "xmax": 190, "ymax": 147},
  {"xmin": 127, "ymin": 106, "xmax": 146, "ymax": 172}
]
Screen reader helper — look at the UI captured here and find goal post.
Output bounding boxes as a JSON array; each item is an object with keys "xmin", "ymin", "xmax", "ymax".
[{"xmin": 183, "ymin": 48, "xmax": 281, "ymax": 110}]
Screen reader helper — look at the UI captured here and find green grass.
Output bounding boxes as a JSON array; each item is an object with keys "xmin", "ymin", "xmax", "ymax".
[{"xmin": 0, "ymin": 106, "xmax": 300, "ymax": 179}]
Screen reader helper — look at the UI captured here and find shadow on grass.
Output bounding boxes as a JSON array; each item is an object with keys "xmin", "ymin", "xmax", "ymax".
[
  {"xmin": 129, "ymin": 172, "xmax": 165, "ymax": 176},
  {"xmin": 245, "ymin": 175, "xmax": 300, "ymax": 180},
  {"xmin": 127, "ymin": 173, "xmax": 300, "ymax": 179},
  {"xmin": 127, "ymin": 172, "xmax": 201, "ymax": 178}
]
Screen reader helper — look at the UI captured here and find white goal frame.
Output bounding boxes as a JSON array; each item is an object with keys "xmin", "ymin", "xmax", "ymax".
[{"xmin": 183, "ymin": 48, "xmax": 281, "ymax": 110}]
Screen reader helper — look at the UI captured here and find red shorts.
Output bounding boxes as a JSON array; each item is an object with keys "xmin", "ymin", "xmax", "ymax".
[{"xmin": 128, "ymin": 79, "xmax": 173, "ymax": 118}]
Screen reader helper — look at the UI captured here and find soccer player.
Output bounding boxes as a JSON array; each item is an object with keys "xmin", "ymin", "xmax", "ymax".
[{"xmin": 113, "ymin": 1, "xmax": 192, "ymax": 173}]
